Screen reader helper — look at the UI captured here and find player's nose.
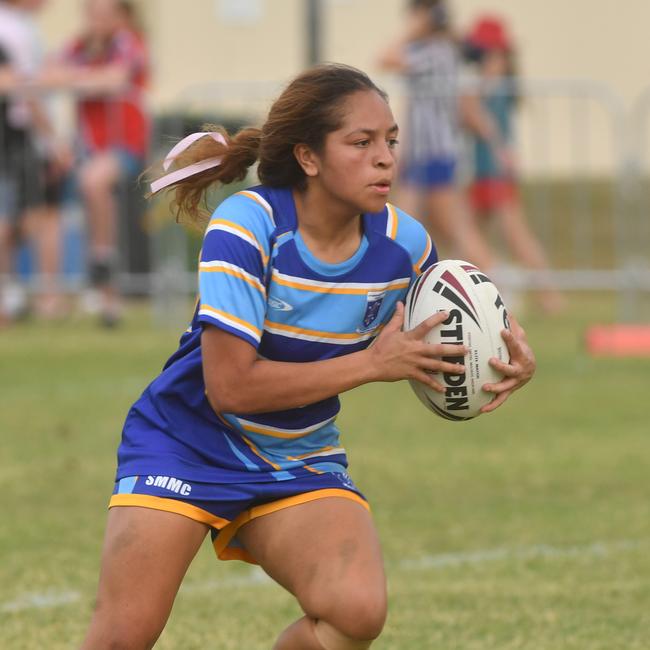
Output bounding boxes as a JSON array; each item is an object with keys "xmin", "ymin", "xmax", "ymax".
[{"xmin": 374, "ymin": 141, "xmax": 395, "ymax": 168}]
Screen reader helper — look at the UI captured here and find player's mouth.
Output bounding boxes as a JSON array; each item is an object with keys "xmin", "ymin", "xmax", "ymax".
[{"xmin": 369, "ymin": 180, "xmax": 392, "ymax": 195}]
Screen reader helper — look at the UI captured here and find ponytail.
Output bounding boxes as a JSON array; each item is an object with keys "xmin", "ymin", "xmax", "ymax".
[
  {"xmin": 151, "ymin": 125, "xmax": 261, "ymax": 223},
  {"xmin": 151, "ymin": 64, "xmax": 387, "ymax": 225}
]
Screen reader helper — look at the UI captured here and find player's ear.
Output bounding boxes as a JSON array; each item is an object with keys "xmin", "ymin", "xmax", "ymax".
[{"xmin": 293, "ymin": 143, "xmax": 320, "ymax": 177}]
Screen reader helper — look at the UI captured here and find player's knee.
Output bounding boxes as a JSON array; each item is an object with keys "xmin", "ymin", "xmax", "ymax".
[
  {"xmin": 87, "ymin": 600, "xmax": 163, "ymax": 650},
  {"xmin": 339, "ymin": 592, "xmax": 387, "ymax": 640},
  {"xmin": 306, "ymin": 586, "xmax": 387, "ymax": 641},
  {"xmin": 89, "ymin": 624, "xmax": 159, "ymax": 650},
  {"xmin": 313, "ymin": 619, "xmax": 380, "ymax": 650},
  {"xmin": 79, "ymin": 165, "xmax": 111, "ymax": 198}
]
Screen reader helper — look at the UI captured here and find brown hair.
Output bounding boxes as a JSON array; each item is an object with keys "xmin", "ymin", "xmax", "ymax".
[{"xmin": 160, "ymin": 64, "xmax": 388, "ymax": 223}]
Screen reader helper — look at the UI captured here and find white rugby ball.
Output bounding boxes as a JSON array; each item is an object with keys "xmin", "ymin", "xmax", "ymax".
[{"xmin": 404, "ymin": 259, "xmax": 510, "ymax": 421}]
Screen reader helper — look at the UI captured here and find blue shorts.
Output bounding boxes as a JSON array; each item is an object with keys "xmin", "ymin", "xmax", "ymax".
[
  {"xmin": 401, "ymin": 156, "xmax": 457, "ymax": 189},
  {"xmin": 110, "ymin": 472, "xmax": 368, "ymax": 564},
  {"xmin": 112, "ymin": 147, "xmax": 144, "ymax": 178},
  {"xmin": 61, "ymin": 147, "xmax": 144, "ymax": 203}
]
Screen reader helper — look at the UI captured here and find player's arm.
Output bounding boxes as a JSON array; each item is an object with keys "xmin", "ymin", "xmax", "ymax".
[
  {"xmin": 202, "ymin": 303, "xmax": 466, "ymax": 415},
  {"xmin": 458, "ymin": 89, "xmax": 514, "ymax": 175},
  {"xmin": 377, "ymin": 8, "xmax": 432, "ymax": 72},
  {"xmin": 376, "ymin": 42, "xmax": 408, "ymax": 72},
  {"xmin": 61, "ymin": 62, "xmax": 130, "ymax": 94},
  {"xmin": 39, "ymin": 35, "xmax": 139, "ymax": 95}
]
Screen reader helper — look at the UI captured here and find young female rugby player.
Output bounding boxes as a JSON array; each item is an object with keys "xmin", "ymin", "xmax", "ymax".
[{"xmin": 80, "ymin": 64, "xmax": 535, "ymax": 650}]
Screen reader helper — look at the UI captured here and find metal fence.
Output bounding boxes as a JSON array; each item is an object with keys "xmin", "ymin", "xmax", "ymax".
[{"xmin": 2, "ymin": 79, "xmax": 649, "ymax": 324}]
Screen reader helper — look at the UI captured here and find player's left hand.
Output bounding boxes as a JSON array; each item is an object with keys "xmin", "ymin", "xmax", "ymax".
[{"xmin": 480, "ymin": 313, "xmax": 536, "ymax": 413}]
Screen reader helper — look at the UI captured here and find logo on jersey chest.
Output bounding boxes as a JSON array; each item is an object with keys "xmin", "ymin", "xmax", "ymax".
[
  {"xmin": 357, "ymin": 290, "xmax": 386, "ymax": 332},
  {"xmin": 268, "ymin": 296, "xmax": 294, "ymax": 311}
]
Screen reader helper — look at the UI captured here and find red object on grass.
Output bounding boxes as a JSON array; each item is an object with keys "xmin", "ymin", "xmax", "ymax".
[{"xmin": 586, "ymin": 325, "xmax": 650, "ymax": 357}]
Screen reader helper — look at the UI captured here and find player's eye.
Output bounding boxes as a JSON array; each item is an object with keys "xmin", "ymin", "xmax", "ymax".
[
  {"xmin": 354, "ymin": 139, "xmax": 370, "ymax": 148},
  {"xmin": 388, "ymin": 138, "xmax": 400, "ymax": 148}
]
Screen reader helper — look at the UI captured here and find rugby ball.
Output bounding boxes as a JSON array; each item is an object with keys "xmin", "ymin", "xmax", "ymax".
[{"xmin": 404, "ymin": 260, "xmax": 510, "ymax": 421}]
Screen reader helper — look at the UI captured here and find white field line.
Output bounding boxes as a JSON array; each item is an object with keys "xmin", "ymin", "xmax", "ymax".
[
  {"xmin": 0, "ymin": 590, "xmax": 81, "ymax": 613},
  {"xmin": 179, "ymin": 568, "xmax": 272, "ymax": 594},
  {"xmin": 398, "ymin": 539, "xmax": 647, "ymax": 571},
  {"xmin": 0, "ymin": 569, "xmax": 273, "ymax": 614},
  {"xmin": 1, "ymin": 539, "xmax": 646, "ymax": 614}
]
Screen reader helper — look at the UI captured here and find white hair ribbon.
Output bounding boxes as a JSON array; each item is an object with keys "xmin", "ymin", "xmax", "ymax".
[{"xmin": 150, "ymin": 131, "xmax": 228, "ymax": 195}]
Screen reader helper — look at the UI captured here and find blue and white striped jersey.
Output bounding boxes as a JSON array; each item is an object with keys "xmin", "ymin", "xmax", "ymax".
[
  {"xmin": 403, "ymin": 36, "xmax": 460, "ymax": 162},
  {"xmin": 116, "ymin": 186, "xmax": 437, "ymax": 484}
]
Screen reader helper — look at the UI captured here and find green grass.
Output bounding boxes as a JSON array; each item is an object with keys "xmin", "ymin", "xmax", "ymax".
[{"xmin": 1, "ymin": 294, "xmax": 649, "ymax": 649}]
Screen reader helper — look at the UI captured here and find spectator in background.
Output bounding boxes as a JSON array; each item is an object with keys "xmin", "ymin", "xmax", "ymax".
[
  {"xmin": 463, "ymin": 16, "xmax": 563, "ymax": 313},
  {"xmin": 51, "ymin": 0, "xmax": 150, "ymax": 327},
  {"xmin": 0, "ymin": 0, "xmax": 70, "ymax": 325},
  {"xmin": 116, "ymin": 0, "xmax": 146, "ymax": 42},
  {"xmin": 378, "ymin": 0, "xmax": 502, "ymax": 269}
]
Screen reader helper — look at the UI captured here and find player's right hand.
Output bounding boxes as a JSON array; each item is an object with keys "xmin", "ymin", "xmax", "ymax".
[{"xmin": 368, "ymin": 302, "xmax": 467, "ymax": 391}]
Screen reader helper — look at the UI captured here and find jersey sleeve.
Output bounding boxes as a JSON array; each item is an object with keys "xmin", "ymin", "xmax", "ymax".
[
  {"xmin": 391, "ymin": 205, "xmax": 438, "ymax": 278},
  {"xmin": 197, "ymin": 192, "xmax": 274, "ymax": 348}
]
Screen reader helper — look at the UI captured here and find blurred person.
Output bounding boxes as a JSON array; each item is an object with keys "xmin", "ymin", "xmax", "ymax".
[
  {"xmin": 377, "ymin": 0, "xmax": 507, "ymax": 270},
  {"xmin": 52, "ymin": 0, "xmax": 150, "ymax": 327},
  {"xmin": 116, "ymin": 0, "xmax": 143, "ymax": 36},
  {"xmin": 79, "ymin": 64, "xmax": 535, "ymax": 649},
  {"xmin": 0, "ymin": 0, "xmax": 70, "ymax": 325},
  {"xmin": 463, "ymin": 16, "xmax": 564, "ymax": 314}
]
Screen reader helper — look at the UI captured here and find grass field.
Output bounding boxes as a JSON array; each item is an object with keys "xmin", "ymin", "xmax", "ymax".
[{"xmin": 1, "ymin": 294, "xmax": 649, "ymax": 649}]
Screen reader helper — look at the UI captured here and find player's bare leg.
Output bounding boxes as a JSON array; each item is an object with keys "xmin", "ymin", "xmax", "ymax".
[
  {"xmin": 426, "ymin": 187, "xmax": 494, "ymax": 269},
  {"xmin": 421, "ymin": 186, "xmax": 457, "ymax": 257},
  {"xmin": 80, "ymin": 506, "xmax": 208, "ymax": 650},
  {"xmin": 238, "ymin": 496, "xmax": 387, "ymax": 650},
  {"xmin": 24, "ymin": 205, "xmax": 65, "ymax": 319},
  {"xmin": 79, "ymin": 152, "xmax": 122, "ymax": 325}
]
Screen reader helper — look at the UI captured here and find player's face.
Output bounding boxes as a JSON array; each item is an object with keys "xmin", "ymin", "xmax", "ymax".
[
  {"xmin": 316, "ymin": 90, "xmax": 399, "ymax": 215},
  {"xmin": 84, "ymin": 0, "xmax": 121, "ymax": 37},
  {"xmin": 483, "ymin": 49, "xmax": 508, "ymax": 77}
]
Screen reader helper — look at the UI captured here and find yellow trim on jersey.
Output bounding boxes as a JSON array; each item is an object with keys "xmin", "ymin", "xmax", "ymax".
[
  {"xmin": 271, "ymin": 270, "xmax": 409, "ymax": 295},
  {"xmin": 304, "ymin": 464, "xmax": 325, "ymax": 475},
  {"xmin": 206, "ymin": 218, "xmax": 270, "ymax": 266},
  {"xmin": 212, "ymin": 488, "xmax": 370, "ymax": 563},
  {"xmin": 414, "ymin": 233, "xmax": 433, "ymax": 275},
  {"xmin": 286, "ymin": 445, "xmax": 341, "ymax": 461},
  {"xmin": 235, "ymin": 415, "xmax": 336, "ymax": 439},
  {"xmin": 109, "ymin": 494, "xmax": 231, "ymax": 529},
  {"xmin": 199, "ymin": 261, "xmax": 266, "ymax": 295},
  {"xmin": 386, "ymin": 203, "xmax": 399, "ymax": 239},
  {"xmin": 236, "ymin": 190, "xmax": 275, "ymax": 225},
  {"xmin": 240, "ymin": 435, "xmax": 282, "ymax": 470},
  {"xmin": 199, "ymin": 305, "xmax": 262, "ymax": 340},
  {"xmin": 214, "ymin": 409, "xmax": 235, "ymax": 430},
  {"xmin": 264, "ymin": 319, "xmax": 383, "ymax": 345}
]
